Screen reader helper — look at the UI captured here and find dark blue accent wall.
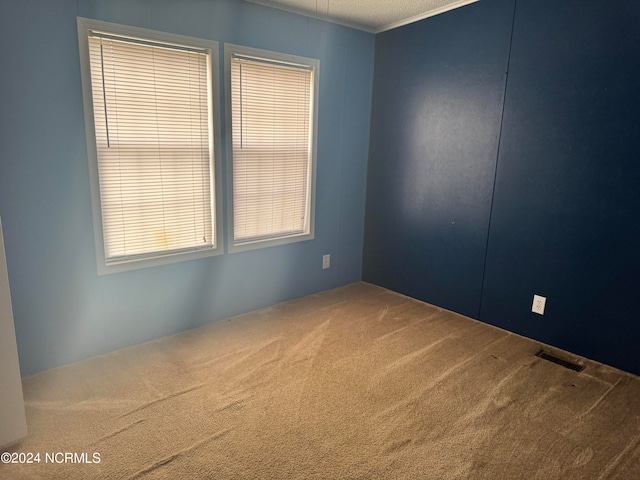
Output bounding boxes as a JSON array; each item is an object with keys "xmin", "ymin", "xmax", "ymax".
[
  {"xmin": 364, "ymin": 0, "xmax": 640, "ymax": 375},
  {"xmin": 480, "ymin": 0, "xmax": 640, "ymax": 375},
  {"xmin": 0, "ymin": 0, "xmax": 374, "ymax": 375},
  {"xmin": 363, "ymin": 0, "xmax": 515, "ymax": 319}
]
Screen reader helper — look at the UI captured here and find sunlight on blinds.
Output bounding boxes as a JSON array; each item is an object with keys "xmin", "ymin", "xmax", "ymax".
[
  {"xmin": 231, "ymin": 56, "xmax": 313, "ymax": 244},
  {"xmin": 88, "ymin": 33, "xmax": 214, "ymax": 261}
]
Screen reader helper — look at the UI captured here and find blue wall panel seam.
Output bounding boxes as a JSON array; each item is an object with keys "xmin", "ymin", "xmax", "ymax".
[{"xmin": 477, "ymin": 0, "xmax": 518, "ymax": 320}]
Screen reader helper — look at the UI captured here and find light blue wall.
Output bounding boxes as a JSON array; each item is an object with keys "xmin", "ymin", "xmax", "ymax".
[{"xmin": 0, "ymin": 0, "xmax": 375, "ymax": 375}]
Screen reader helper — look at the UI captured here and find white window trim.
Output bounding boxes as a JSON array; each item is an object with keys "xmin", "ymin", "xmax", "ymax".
[
  {"xmin": 224, "ymin": 43, "xmax": 319, "ymax": 254},
  {"xmin": 77, "ymin": 18, "xmax": 224, "ymax": 274}
]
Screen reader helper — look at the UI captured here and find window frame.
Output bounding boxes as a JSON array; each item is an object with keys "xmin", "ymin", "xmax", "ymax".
[
  {"xmin": 77, "ymin": 17, "xmax": 223, "ymax": 274},
  {"xmin": 224, "ymin": 43, "xmax": 319, "ymax": 253}
]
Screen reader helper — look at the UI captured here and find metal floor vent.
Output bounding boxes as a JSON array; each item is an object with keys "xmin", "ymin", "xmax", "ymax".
[{"xmin": 535, "ymin": 349, "xmax": 585, "ymax": 372}]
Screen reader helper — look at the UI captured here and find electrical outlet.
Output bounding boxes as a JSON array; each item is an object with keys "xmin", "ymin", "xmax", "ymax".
[
  {"xmin": 532, "ymin": 295, "xmax": 546, "ymax": 315},
  {"xmin": 322, "ymin": 254, "xmax": 330, "ymax": 269}
]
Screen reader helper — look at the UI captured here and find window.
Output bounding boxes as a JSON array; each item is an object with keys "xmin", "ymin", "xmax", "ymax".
[
  {"xmin": 225, "ymin": 44, "xmax": 319, "ymax": 252},
  {"xmin": 77, "ymin": 18, "xmax": 222, "ymax": 274}
]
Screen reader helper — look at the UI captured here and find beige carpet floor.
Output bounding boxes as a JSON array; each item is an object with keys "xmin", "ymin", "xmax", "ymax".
[{"xmin": 1, "ymin": 282, "xmax": 639, "ymax": 479}]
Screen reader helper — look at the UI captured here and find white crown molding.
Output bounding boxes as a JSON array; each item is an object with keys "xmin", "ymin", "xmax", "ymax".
[
  {"xmin": 375, "ymin": 0, "xmax": 480, "ymax": 33},
  {"xmin": 246, "ymin": 0, "xmax": 480, "ymax": 34}
]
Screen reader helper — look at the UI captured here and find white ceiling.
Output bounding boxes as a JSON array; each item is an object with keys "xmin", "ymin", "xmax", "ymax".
[{"xmin": 247, "ymin": 0, "xmax": 479, "ymax": 33}]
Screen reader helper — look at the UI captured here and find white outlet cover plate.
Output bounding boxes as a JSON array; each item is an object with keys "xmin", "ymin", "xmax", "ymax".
[
  {"xmin": 532, "ymin": 294, "xmax": 546, "ymax": 315},
  {"xmin": 322, "ymin": 254, "xmax": 330, "ymax": 269}
]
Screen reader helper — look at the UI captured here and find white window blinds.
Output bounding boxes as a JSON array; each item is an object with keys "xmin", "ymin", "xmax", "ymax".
[
  {"xmin": 230, "ymin": 55, "xmax": 314, "ymax": 244},
  {"xmin": 88, "ymin": 32, "xmax": 215, "ymax": 263}
]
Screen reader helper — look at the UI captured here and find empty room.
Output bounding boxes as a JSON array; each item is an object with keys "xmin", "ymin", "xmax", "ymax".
[{"xmin": 0, "ymin": 0, "xmax": 638, "ymax": 478}]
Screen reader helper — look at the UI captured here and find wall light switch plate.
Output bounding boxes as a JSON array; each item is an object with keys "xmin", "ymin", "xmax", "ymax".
[
  {"xmin": 322, "ymin": 254, "xmax": 330, "ymax": 269},
  {"xmin": 532, "ymin": 294, "xmax": 546, "ymax": 315}
]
